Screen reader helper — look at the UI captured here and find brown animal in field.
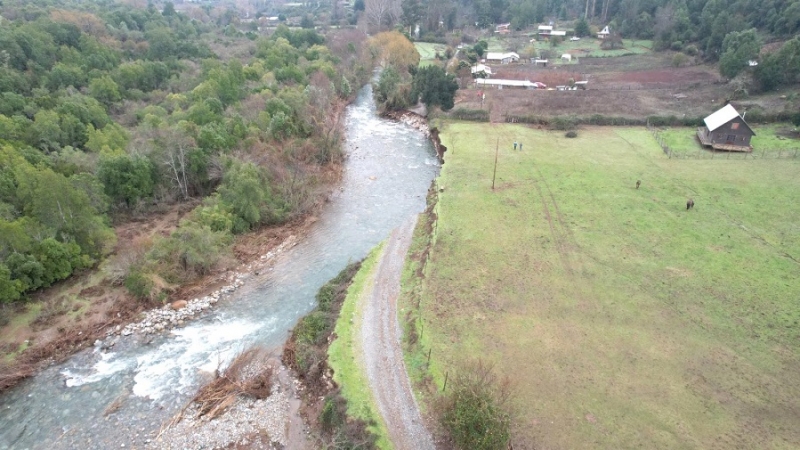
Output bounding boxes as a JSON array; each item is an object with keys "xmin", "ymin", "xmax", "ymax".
[
  {"xmin": 686, "ymin": 198, "xmax": 695, "ymax": 210},
  {"xmin": 636, "ymin": 180, "xmax": 641, "ymax": 189}
]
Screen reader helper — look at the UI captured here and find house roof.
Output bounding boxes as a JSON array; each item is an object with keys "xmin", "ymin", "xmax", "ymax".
[
  {"xmin": 485, "ymin": 52, "xmax": 519, "ymax": 60},
  {"xmin": 538, "ymin": 25, "xmax": 553, "ymax": 31},
  {"xmin": 475, "ymin": 79, "xmax": 541, "ymax": 88},
  {"xmin": 598, "ymin": 25, "xmax": 610, "ymax": 34},
  {"xmin": 703, "ymin": 104, "xmax": 755, "ymax": 135},
  {"xmin": 551, "ymin": 30, "xmax": 566, "ymax": 36},
  {"xmin": 471, "ymin": 64, "xmax": 493, "ymax": 74}
]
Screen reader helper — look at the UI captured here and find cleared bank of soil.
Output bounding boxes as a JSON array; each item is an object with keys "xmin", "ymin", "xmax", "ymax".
[{"xmin": 458, "ymin": 53, "xmax": 798, "ymax": 121}]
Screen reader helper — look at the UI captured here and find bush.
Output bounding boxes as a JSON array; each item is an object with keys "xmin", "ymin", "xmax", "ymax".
[
  {"xmin": 439, "ymin": 361, "xmax": 512, "ymax": 450},
  {"xmin": 684, "ymin": 44, "xmax": 698, "ymax": 56},
  {"xmin": 670, "ymin": 41, "xmax": 683, "ymax": 51},
  {"xmin": 672, "ymin": 53, "xmax": 688, "ymax": 67},
  {"xmin": 550, "ymin": 115, "xmax": 577, "ymax": 130},
  {"xmin": 319, "ymin": 391, "xmax": 377, "ymax": 447},
  {"xmin": 565, "ymin": 130, "xmax": 578, "ymax": 138},
  {"xmin": 449, "ymin": 108, "xmax": 490, "ymax": 122},
  {"xmin": 124, "ymin": 269, "xmax": 153, "ymax": 300}
]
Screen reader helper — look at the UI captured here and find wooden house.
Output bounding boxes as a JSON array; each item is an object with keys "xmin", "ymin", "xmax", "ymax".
[
  {"xmin": 538, "ymin": 25, "xmax": 553, "ymax": 36},
  {"xmin": 597, "ymin": 25, "xmax": 610, "ymax": 39},
  {"xmin": 697, "ymin": 104, "xmax": 755, "ymax": 152},
  {"xmin": 471, "ymin": 64, "xmax": 493, "ymax": 77},
  {"xmin": 485, "ymin": 52, "xmax": 520, "ymax": 64},
  {"xmin": 495, "ymin": 23, "xmax": 511, "ymax": 34}
]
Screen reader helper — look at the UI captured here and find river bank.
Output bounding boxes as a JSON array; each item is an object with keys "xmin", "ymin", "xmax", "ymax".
[{"xmin": 0, "ymin": 82, "xmax": 440, "ymax": 450}]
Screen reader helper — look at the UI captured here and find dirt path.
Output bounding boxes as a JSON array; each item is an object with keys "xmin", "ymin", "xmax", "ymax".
[{"xmin": 361, "ymin": 216, "xmax": 436, "ymax": 450}]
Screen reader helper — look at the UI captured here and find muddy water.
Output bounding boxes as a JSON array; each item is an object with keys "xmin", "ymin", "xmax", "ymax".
[{"xmin": 0, "ymin": 84, "xmax": 439, "ymax": 450}]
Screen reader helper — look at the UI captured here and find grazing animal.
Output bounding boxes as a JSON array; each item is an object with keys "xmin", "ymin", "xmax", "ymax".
[
  {"xmin": 636, "ymin": 180, "xmax": 641, "ymax": 189},
  {"xmin": 686, "ymin": 198, "xmax": 695, "ymax": 210}
]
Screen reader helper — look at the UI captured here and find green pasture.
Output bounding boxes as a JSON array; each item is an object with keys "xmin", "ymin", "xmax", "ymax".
[
  {"xmin": 328, "ymin": 244, "xmax": 392, "ymax": 449},
  {"xmin": 549, "ymin": 38, "xmax": 653, "ymax": 62},
  {"xmin": 414, "ymin": 42, "xmax": 447, "ymax": 65},
  {"xmin": 658, "ymin": 123, "xmax": 800, "ymax": 156},
  {"xmin": 412, "ymin": 122, "xmax": 800, "ymax": 448}
]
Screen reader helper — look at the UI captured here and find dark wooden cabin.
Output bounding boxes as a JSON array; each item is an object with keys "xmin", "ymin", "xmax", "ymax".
[{"xmin": 697, "ymin": 104, "xmax": 755, "ymax": 152}]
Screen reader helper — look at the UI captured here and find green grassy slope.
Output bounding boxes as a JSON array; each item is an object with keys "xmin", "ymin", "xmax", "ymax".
[{"xmin": 418, "ymin": 122, "xmax": 800, "ymax": 449}]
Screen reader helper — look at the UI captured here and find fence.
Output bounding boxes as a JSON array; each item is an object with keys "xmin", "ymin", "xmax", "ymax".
[{"xmin": 646, "ymin": 122, "xmax": 800, "ymax": 160}]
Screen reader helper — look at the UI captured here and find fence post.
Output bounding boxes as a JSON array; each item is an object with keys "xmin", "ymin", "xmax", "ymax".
[{"xmin": 443, "ymin": 371, "xmax": 449, "ymax": 392}]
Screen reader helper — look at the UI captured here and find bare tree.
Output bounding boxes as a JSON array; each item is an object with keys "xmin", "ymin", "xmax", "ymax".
[
  {"xmin": 366, "ymin": 0, "xmax": 399, "ymax": 30},
  {"xmin": 305, "ymin": 72, "xmax": 344, "ymax": 162},
  {"xmin": 153, "ymin": 129, "xmax": 196, "ymax": 201}
]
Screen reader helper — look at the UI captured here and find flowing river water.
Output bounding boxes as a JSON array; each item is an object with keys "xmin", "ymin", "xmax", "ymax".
[{"xmin": 0, "ymin": 84, "xmax": 439, "ymax": 449}]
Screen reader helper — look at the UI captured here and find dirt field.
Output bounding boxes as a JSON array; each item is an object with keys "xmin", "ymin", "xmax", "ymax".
[{"xmin": 456, "ymin": 53, "xmax": 798, "ymax": 122}]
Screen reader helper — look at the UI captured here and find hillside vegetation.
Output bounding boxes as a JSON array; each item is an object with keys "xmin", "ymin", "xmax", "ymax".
[
  {"xmin": 408, "ymin": 122, "xmax": 800, "ymax": 448},
  {"xmin": 0, "ymin": 0, "xmax": 372, "ymax": 304}
]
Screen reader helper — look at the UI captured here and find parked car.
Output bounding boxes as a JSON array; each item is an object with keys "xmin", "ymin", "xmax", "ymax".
[
  {"xmin": 532, "ymin": 81, "xmax": 547, "ymax": 89},
  {"xmin": 570, "ymin": 36, "xmax": 581, "ymax": 41}
]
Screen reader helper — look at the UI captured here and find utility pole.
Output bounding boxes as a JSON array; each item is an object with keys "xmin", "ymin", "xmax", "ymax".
[{"xmin": 491, "ymin": 137, "xmax": 499, "ymax": 190}]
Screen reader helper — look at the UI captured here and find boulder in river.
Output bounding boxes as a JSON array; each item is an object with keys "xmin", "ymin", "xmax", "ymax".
[{"xmin": 171, "ymin": 300, "xmax": 188, "ymax": 310}]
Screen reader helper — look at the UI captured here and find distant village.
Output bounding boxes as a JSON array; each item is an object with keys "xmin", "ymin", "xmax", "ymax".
[{"xmin": 470, "ymin": 22, "xmax": 611, "ymax": 91}]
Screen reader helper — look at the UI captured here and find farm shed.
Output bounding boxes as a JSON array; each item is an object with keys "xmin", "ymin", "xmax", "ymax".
[
  {"xmin": 697, "ymin": 104, "xmax": 755, "ymax": 152},
  {"xmin": 471, "ymin": 64, "xmax": 493, "ymax": 77},
  {"xmin": 597, "ymin": 25, "xmax": 610, "ymax": 39},
  {"xmin": 495, "ymin": 23, "xmax": 511, "ymax": 34},
  {"xmin": 485, "ymin": 52, "xmax": 520, "ymax": 64}
]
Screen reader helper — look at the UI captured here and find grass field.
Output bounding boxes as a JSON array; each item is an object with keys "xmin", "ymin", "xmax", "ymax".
[
  {"xmin": 414, "ymin": 42, "xmax": 447, "ymax": 66},
  {"xmin": 328, "ymin": 244, "xmax": 391, "ymax": 449},
  {"xmin": 409, "ymin": 122, "xmax": 800, "ymax": 449},
  {"xmin": 658, "ymin": 124, "xmax": 800, "ymax": 157},
  {"xmin": 550, "ymin": 39, "xmax": 653, "ymax": 62}
]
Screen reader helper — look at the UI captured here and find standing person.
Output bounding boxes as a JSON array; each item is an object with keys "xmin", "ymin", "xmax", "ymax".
[
  {"xmin": 519, "ymin": 143, "xmax": 523, "ymax": 151},
  {"xmin": 513, "ymin": 141, "xmax": 518, "ymax": 150}
]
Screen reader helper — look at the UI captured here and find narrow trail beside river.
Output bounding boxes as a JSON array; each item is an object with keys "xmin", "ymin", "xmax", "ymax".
[{"xmin": 361, "ymin": 216, "xmax": 435, "ymax": 450}]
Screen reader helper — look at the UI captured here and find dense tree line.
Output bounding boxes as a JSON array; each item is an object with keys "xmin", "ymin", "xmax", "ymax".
[
  {"xmin": 383, "ymin": 0, "xmax": 800, "ymax": 90},
  {"xmin": 0, "ymin": 0, "xmax": 372, "ymax": 303},
  {"xmin": 383, "ymin": 0, "xmax": 800, "ymax": 44},
  {"xmin": 372, "ymin": 31, "xmax": 458, "ymax": 112}
]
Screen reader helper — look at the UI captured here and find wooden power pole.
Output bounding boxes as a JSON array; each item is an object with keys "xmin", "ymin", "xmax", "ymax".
[{"xmin": 491, "ymin": 137, "xmax": 499, "ymax": 190}]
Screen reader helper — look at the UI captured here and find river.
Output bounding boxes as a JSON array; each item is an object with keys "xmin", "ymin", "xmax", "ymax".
[{"xmin": 0, "ymin": 84, "xmax": 439, "ymax": 449}]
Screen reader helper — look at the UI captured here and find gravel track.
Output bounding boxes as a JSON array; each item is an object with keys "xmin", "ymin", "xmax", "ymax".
[{"xmin": 361, "ymin": 216, "xmax": 435, "ymax": 450}]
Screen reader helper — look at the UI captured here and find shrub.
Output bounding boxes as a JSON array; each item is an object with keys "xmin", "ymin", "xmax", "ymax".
[
  {"xmin": 670, "ymin": 41, "xmax": 683, "ymax": 51},
  {"xmin": 449, "ymin": 108, "xmax": 490, "ymax": 122},
  {"xmin": 124, "ymin": 268, "xmax": 153, "ymax": 300},
  {"xmin": 439, "ymin": 361, "xmax": 512, "ymax": 450},
  {"xmin": 672, "ymin": 53, "xmax": 688, "ymax": 67},
  {"xmin": 565, "ymin": 130, "xmax": 578, "ymax": 138},
  {"xmin": 550, "ymin": 115, "xmax": 577, "ymax": 130},
  {"xmin": 684, "ymin": 44, "xmax": 698, "ymax": 56}
]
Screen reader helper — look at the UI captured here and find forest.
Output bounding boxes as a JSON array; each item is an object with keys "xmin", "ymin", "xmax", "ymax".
[{"xmin": 0, "ymin": 0, "xmax": 373, "ymax": 304}]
